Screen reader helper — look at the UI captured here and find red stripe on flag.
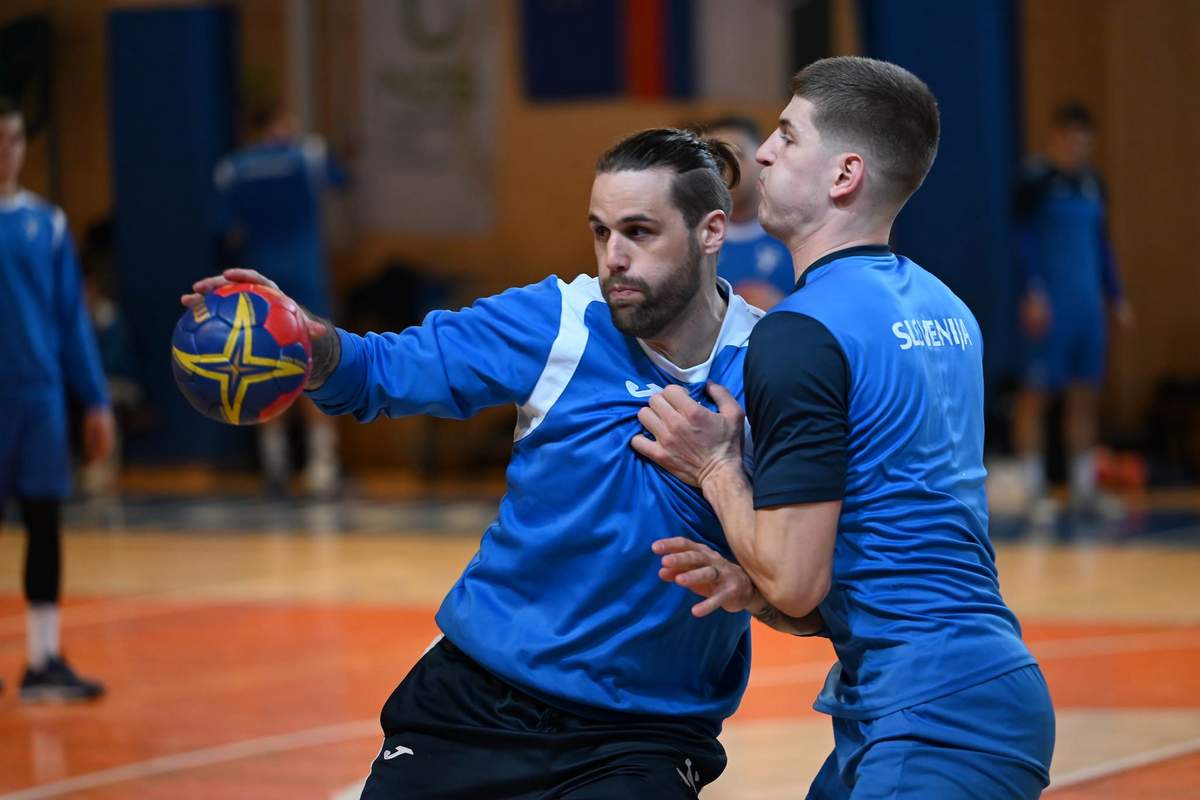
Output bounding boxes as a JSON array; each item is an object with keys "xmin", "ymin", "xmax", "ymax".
[{"xmin": 625, "ymin": 0, "xmax": 665, "ymax": 98}]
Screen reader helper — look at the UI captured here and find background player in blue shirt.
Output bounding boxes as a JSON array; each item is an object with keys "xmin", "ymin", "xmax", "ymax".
[
  {"xmin": 636, "ymin": 59, "xmax": 1055, "ymax": 799},
  {"xmin": 0, "ymin": 99, "xmax": 112, "ymax": 701},
  {"xmin": 704, "ymin": 116, "xmax": 795, "ymax": 310},
  {"xmin": 185, "ymin": 128, "xmax": 813, "ymax": 799},
  {"xmin": 1011, "ymin": 102, "xmax": 1134, "ymax": 520},
  {"xmin": 214, "ymin": 107, "xmax": 346, "ymax": 496}
]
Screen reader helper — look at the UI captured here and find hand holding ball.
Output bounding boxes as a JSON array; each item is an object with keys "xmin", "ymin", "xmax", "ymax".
[{"xmin": 172, "ymin": 281, "xmax": 312, "ymax": 425}]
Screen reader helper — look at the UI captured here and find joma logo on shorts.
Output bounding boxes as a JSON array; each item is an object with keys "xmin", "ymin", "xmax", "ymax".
[
  {"xmin": 676, "ymin": 757, "xmax": 700, "ymax": 793},
  {"xmin": 382, "ymin": 745, "xmax": 413, "ymax": 760}
]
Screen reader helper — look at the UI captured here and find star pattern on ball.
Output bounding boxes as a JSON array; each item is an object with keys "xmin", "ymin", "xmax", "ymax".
[{"xmin": 172, "ymin": 292, "xmax": 307, "ymax": 424}]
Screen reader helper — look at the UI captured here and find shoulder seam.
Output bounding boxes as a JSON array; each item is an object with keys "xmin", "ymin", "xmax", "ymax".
[{"xmin": 51, "ymin": 207, "xmax": 66, "ymax": 247}]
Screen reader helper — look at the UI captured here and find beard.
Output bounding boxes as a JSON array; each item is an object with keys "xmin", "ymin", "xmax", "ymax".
[{"xmin": 602, "ymin": 236, "xmax": 703, "ymax": 339}]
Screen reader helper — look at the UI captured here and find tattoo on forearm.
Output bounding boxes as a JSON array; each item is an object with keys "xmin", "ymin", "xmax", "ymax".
[
  {"xmin": 304, "ymin": 313, "xmax": 341, "ymax": 391},
  {"xmin": 753, "ymin": 604, "xmax": 821, "ymax": 637},
  {"xmin": 753, "ymin": 604, "xmax": 784, "ymax": 627}
]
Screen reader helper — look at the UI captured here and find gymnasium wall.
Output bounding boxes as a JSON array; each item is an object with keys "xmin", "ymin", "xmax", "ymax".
[
  {"xmin": 311, "ymin": 0, "xmax": 856, "ymax": 293},
  {"xmin": 1, "ymin": 0, "xmax": 114, "ymax": 237},
  {"xmin": 3, "ymin": 0, "xmax": 1195, "ymax": 463},
  {"xmin": 859, "ymin": 0, "xmax": 1021, "ymax": 391},
  {"xmin": 0, "ymin": 0, "xmax": 290, "ymax": 245},
  {"xmin": 311, "ymin": 0, "xmax": 856, "ymax": 468},
  {"xmin": 1, "ymin": 0, "xmax": 855, "ymax": 468},
  {"xmin": 322, "ymin": 0, "xmax": 1200, "ymax": 446}
]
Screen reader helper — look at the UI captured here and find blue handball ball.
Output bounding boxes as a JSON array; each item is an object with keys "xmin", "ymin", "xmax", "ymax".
[{"xmin": 171, "ymin": 283, "xmax": 312, "ymax": 425}]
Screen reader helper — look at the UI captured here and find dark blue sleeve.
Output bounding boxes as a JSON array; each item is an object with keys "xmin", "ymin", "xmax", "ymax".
[{"xmin": 745, "ymin": 312, "xmax": 849, "ymax": 509}]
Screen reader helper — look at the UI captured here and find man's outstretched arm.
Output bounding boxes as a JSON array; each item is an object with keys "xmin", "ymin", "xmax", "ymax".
[{"xmin": 183, "ymin": 268, "xmax": 564, "ymax": 423}]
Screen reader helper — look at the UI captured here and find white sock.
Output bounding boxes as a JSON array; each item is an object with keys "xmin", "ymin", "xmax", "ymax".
[
  {"xmin": 303, "ymin": 424, "xmax": 340, "ymax": 495},
  {"xmin": 1021, "ymin": 453, "xmax": 1046, "ymax": 502},
  {"xmin": 1070, "ymin": 449, "xmax": 1097, "ymax": 500},
  {"xmin": 27, "ymin": 603, "xmax": 60, "ymax": 669},
  {"xmin": 259, "ymin": 424, "xmax": 289, "ymax": 484},
  {"xmin": 306, "ymin": 423, "xmax": 339, "ymax": 474}
]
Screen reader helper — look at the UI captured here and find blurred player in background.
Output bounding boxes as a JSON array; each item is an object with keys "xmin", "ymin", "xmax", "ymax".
[
  {"xmin": 186, "ymin": 128, "xmax": 813, "ymax": 798},
  {"xmin": 0, "ymin": 98, "xmax": 110, "ymax": 701},
  {"xmin": 703, "ymin": 115, "xmax": 794, "ymax": 309},
  {"xmin": 636, "ymin": 59, "xmax": 1055, "ymax": 798},
  {"xmin": 213, "ymin": 106, "xmax": 346, "ymax": 496},
  {"xmin": 1012, "ymin": 102, "xmax": 1134, "ymax": 520}
]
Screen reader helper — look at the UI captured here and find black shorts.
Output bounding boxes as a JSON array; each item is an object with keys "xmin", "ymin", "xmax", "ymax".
[{"xmin": 360, "ymin": 637, "xmax": 727, "ymax": 799}]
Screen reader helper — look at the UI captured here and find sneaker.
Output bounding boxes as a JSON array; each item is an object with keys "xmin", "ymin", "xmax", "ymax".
[{"xmin": 20, "ymin": 656, "xmax": 106, "ymax": 703}]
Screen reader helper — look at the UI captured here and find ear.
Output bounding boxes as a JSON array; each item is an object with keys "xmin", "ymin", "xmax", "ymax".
[
  {"xmin": 830, "ymin": 152, "xmax": 866, "ymax": 202},
  {"xmin": 697, "ymin": 209, "xmax": 727, "ymax": 256}
]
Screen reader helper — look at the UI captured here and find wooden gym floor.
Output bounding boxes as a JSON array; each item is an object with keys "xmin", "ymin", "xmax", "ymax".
[{"xmin": 1, "ymin": 490, "xmax": 1198, "ymax": 799}]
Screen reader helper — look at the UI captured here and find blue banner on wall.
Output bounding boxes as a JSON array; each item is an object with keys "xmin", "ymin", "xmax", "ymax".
[
  {"xmin": 520, "ymin": 0, "xmax": 695, "ymax": 101},
  {"xmin": 109, "ymin": 6, "xmax": 243, "ymax": 461},
  {"xmin": 859, "ymin": 0, "xmax": 1022, "ymax": 391}
]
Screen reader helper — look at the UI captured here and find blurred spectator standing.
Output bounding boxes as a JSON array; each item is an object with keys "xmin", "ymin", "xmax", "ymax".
[
  {"xmin": 212, "ymin": 106, "xmax": 347, "ymax": 495},
  {"xmin": 0, "ymin": 98, "xmax": 110, "ymax": 700},
  {"xmin": 1011, "ymin": 102, "xmax": 1135, "ymax": 521}
]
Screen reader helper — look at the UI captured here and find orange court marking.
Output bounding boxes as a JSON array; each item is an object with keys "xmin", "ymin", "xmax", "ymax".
[
  {"xmin": 1047, "ymin": 749, "xmax": 1200, "ymax": 798},
  {"xmin": 2, "ymin": 594, "xmax": 1198, "ymax": 798}
]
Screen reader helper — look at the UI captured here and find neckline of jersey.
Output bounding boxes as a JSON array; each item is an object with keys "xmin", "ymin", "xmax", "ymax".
[
  {"xmin": 0, "ymin": 189, "xmax": 33, "ymax": 212},
  {"xmin": 794, "ymin": 244, "xmax": 893, "ymax": 290},
  {"xmin": 635, "ymin": 276, "xmax": 755, "ymax": 384}
]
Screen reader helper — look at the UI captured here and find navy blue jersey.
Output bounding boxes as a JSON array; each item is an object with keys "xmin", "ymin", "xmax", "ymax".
[
  {"xmin": 311, "ymin": 275, "xmax": 762, "ymax": 725},
  {"xmin": 716, "ymin": 219, "xmax": 795, "ymax": 298},
  {"xmin": 747, "ymin": 246, "xmax": 1035, "ymax": 720},
  {"xmin": 0, "ymin": 191, "xmax": 108, "ymax": 408},
  {"xmin": 1014, "ymin": 159, "xmax": 1122, "ymax": 318},
  {"xmin": 213, "ymin": 136, "xmax": 344, "ymax": 316}
]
